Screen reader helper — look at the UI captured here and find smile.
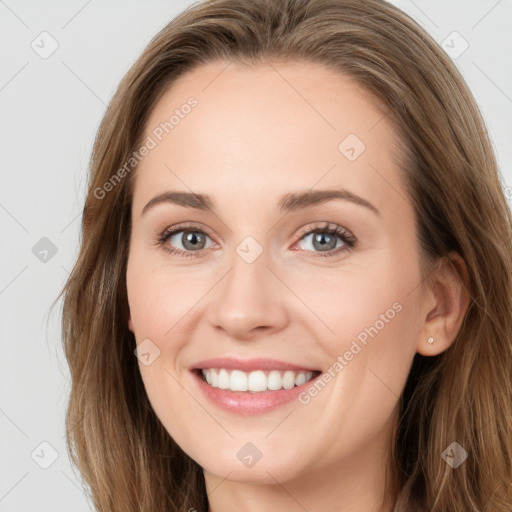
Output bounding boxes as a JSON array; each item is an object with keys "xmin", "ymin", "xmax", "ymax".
[
  {"xmin": 190, "ymin": 357, "xmax": 323, "ymax": 414},
  {"xmin": 200, "ymin": 368, "xmax": 318, "ymax": 392}
]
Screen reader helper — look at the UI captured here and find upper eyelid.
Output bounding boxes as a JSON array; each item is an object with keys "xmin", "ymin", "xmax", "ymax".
[{"xmin": 160, "ymin": 222, "xmax": 214, "ymax": 241}]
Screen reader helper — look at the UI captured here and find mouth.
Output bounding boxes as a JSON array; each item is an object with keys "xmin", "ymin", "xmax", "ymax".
[
  {"xmin": 189, "ymin": 357, "xmax": 323, "ymax": 414},
  {"xmin": 195, "ymin": 368, "xmax": 321, "ymax": 393}
]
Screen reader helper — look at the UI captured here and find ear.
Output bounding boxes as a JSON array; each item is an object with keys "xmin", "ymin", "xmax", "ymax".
[
  {"xmin": 416, "ymin": 252, "xmax": 471, "ymax": 356},
  {"xmin": 128, "ymin": 315, "xmax": 134, "ymax": 333}
]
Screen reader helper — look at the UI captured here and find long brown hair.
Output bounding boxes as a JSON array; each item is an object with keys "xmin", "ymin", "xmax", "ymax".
[{"xmin": 59, "ymin": 0, "xmax": 512, "ymax": 510}]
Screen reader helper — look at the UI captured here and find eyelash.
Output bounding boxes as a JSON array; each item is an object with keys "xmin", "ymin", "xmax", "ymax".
[{"xmin": 155, "ymin": 222, "xmax": 357, "ymax": 259}]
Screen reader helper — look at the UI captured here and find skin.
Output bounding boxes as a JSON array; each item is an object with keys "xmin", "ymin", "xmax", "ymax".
[{"xmin": 126, "ymin": 60, "xmax": 470, "ymax": 512}]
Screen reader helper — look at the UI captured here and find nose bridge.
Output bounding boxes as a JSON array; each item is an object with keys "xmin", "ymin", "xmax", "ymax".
[{"xmin": 208, "ymin": 240, "xmax": 288, "ymax": 338}]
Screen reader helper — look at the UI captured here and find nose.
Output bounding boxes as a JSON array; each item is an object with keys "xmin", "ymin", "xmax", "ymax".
[{"xmin": 206, "ymin": 251, "xmax": 289, "ymax": 341}]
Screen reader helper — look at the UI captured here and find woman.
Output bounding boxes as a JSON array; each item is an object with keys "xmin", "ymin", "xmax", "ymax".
[{"xmin": 59, "ymin": 0, "xmax": 512, "ymax": 511}]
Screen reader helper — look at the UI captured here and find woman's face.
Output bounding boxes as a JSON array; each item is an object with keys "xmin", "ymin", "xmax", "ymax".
[{"xmin": 126, "ymin": 60, "xmax": 426, "ymax": 485}]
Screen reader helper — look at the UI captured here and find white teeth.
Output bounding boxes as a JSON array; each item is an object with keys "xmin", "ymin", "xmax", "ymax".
[
  {"xmin": 248, "ymin": 370, "xmax": 267, "ymax": 392},
  {"xmin": 210, "ymin": 369, "xmax": 218, "ymax": 388},
  {"xmin": 282, "ymin": 371, "xmax": 295, "ymax": 390},
  {"xmin": 217, "ymin": 369, "xmax": 230, "ymax": 389},
  {"xmin": 200, "ymin": 368, "xmax": 316, "ymax": 392},
  {"xmin": 230, "ymin": 370, "xmax": 248, "ymax": 391},
  {"xmin": 295, "ymin": 372, "xmax": 307, "ymax": 386},
  {"xmin": 267, "ymin": 370, "xmax": 282, "ymax": 390}
]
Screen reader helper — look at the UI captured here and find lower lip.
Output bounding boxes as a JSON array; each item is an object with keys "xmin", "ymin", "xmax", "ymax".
[{"xmin": 191, "ymin": 370, "xmax": 321, "ymax": 414}]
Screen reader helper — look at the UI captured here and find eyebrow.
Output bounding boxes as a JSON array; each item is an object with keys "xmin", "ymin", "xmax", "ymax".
[{"xmin": 141, "ymin": 189, "xmax": 380, "ymax": 217}]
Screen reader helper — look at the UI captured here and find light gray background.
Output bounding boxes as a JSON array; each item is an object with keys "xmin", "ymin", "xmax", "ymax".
[{"xmin": 0, "ymin": 1, "xmax": 511, "ymax": 510}]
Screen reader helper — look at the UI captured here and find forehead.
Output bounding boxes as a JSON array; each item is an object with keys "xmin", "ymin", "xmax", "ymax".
[
  {"xmin": 145, "ymin": 59, "xmax": 392, "ymax": 147},
  {"xmin": 133, "ymin": 60, "xmax": 408, "ymax": 216}
]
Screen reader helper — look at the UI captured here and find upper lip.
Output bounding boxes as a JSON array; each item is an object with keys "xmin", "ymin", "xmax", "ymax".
[{"xmin": 190, "ymin": 357, "xmax": 319, "ymax": 372}]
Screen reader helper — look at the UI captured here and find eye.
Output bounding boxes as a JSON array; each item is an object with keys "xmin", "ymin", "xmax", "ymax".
[
  {"xmin": 293, "ymin": 222, "xmax": 356, "ymax": 258},
  {"xmin": 157, "ymin": 223, "xmax": 214, "ymax": 258}
]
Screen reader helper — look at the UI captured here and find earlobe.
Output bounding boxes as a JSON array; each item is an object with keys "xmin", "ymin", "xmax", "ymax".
[
  {"xmin": 416, "ymin": 252, "xmax": 471, "ymax": 356},
  {"xmin": 128, "ymin": 316, "xmax": 134, "ymax": 333}
]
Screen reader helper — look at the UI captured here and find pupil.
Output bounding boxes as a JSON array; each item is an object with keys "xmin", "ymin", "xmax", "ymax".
[
  {"xmin": 314, "ymin": 233, "xmax": 336, "ymax": 251},
  {"xmin": 183, "ymin": 231, "xmax": 204, "ymax": 250}
]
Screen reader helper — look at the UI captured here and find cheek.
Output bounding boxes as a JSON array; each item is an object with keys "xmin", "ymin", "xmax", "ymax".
[
  {"xmin": 126, "ymin": 256, "xmax": 200, "ymax": 340},
  {"xmin": 304, "ymin": 257, "xmax": 420, "ymax": 408},
  {"xmin": 302, "ymin": 261, "xmax": 415, "ymax": 353},
  {"xmin": 126, "ymin": 258, "xmax": 197, "ymax": 441}
]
